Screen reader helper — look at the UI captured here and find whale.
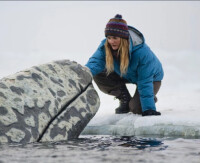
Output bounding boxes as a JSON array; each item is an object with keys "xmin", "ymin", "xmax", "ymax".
[{"xmin": 0, "ymin": 60, "xmax": 100, "ymax": 144}]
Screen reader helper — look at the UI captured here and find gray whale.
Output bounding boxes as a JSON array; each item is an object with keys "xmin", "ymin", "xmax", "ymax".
[{"xmin": 0, "ymin": 60, "xmax": 100, "ymax": 144}]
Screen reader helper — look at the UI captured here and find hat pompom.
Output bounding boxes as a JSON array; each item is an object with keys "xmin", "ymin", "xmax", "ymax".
[{"xmin": 115, "ymin": 14, "xmax": 122, "ymax": 19}]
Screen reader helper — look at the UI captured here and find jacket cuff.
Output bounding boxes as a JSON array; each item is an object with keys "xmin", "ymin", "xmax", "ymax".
[{"xmin": 140, "ymin": 96, "xmax": 156, "ymax": 112}]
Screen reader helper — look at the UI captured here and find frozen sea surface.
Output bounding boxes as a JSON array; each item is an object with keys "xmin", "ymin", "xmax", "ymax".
[
  {"xmin": 82, "ymin": 112, "xmax": 200, "ymax": 138},
  {"xmin": 0, "ymin": 135, "xmax": 200, "ymax": 163}
]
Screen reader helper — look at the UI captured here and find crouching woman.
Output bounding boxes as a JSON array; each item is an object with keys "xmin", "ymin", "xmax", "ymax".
[{"xmin": 85, "ymin": 14, "xmax": 164, "ymax": 116}]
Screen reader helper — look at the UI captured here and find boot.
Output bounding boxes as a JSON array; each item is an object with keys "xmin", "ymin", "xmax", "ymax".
[{"xmin": 115, "ymin": 85, "xmax": 131, "ymax": 114}]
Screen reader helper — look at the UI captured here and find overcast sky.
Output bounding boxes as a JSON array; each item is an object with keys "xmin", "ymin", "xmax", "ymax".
[{"xmin": 0, "ymin": 1, "xmax": 199, "ymax": 65}]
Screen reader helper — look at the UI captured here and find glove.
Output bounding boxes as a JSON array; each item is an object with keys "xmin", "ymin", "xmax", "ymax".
[{"xmin": 142, "ymin": 109, "xmax": 161, "ymax": 116}]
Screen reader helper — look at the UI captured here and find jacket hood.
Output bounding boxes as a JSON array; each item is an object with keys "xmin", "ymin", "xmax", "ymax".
[
  {"xmin": 128, "ymin": 26, "xmax": 144, "ymax": 45},
  {"xmin": 128, "ymin": 25, "xmax": 145, "ymax": 53}
]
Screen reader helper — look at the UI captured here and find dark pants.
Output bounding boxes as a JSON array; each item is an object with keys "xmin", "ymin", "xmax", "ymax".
[{"xmin": 93, "ymin": 71, "xmax": 161, "ymax": 114}]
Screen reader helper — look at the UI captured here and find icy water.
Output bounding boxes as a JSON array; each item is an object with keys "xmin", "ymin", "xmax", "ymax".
[{"xmin": 0, "ymin": 135, "xmax": 200, "ymax": 163}]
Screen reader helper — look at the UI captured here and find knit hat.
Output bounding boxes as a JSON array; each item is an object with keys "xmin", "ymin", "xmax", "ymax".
[{"xmin": 105, "ymin": 14, "xmax": 129, "ymax": 39}]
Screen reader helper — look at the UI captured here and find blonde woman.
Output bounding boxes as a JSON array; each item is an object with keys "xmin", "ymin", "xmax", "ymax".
[{"xmin": 85, "ymin": 14, "xmax": 164, "ymax": 116}]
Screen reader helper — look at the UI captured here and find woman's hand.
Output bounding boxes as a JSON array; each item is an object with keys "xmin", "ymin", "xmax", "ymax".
[{"xmin": 142, "ymin": 109, "xmax": 161, "ymax": 116}]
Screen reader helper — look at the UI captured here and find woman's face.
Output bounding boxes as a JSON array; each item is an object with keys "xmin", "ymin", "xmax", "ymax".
[{"xmin": 107, "ymin": 36, "xmax": 121, "ymax": 50}]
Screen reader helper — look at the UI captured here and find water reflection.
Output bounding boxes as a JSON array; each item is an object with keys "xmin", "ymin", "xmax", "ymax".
[
  {"xmin": 42, "ymin": 136, "xmax": 168, "ymax": 151},
  {"xmin": 0, "ymin": 135, "xmax": 168, "ymax": 152},
  {"xmin": 116, "ymin": 136, "xmax": 168, "ymax": 150},
  {"xmin": 68, "ymin": 135, "xmax": 168, "ymax": 151}
]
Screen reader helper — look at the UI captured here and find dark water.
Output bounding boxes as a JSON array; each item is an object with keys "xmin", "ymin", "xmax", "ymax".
[{"xmin": 0, "ymin": 135, "xmax": 200, "ymax": 163}]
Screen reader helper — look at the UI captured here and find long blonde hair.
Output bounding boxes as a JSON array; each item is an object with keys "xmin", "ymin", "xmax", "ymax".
[{"xmin": 105, "ymin": 38, "xmax": 129, "ymax": 76}]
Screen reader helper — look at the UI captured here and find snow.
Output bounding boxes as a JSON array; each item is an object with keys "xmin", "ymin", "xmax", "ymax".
[{"xmin": 0, "ymin": 1, "xmax": 200, "ymax": 138}]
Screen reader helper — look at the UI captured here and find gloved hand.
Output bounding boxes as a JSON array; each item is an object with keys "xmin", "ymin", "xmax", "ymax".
[{"xmin": 142, "ymin": 109, "xmax": 161, "ymax": 116}]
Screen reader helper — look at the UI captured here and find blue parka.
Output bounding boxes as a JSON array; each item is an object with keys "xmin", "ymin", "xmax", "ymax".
[{"xmin": 86, "ymin": 26, "xmax": 164, "ymax": 112}]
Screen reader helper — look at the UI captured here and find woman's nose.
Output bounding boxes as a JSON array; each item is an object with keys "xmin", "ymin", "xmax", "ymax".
[{"xmin": 110, "ymin": 39, "xmax": 115, "ymax": 44}]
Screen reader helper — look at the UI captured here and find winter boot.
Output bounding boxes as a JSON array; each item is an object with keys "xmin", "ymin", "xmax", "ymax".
[{"xmin": 115, "ymin": 85, "xmax": 131, "ymax": 114}]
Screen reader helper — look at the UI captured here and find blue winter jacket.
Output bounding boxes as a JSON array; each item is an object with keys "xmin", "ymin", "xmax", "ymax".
[{"xmin": 86, "ymin": 26, "xmax": 164, "ymax": 112}]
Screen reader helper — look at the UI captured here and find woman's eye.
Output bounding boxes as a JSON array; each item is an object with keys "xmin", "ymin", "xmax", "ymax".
[{"xmin": 113, "ymin": 37, "xmax": 118, "ymax": 40}]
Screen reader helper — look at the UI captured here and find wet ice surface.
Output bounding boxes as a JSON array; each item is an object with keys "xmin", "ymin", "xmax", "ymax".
[{"xmin": 0, "ymin": 135, "xmax": 200, "ymax": 163}]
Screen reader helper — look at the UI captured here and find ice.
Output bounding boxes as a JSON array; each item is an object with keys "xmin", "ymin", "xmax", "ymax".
[{"xmin": 82, "ymin": 112, "xmax": 200, "ymax": 138}]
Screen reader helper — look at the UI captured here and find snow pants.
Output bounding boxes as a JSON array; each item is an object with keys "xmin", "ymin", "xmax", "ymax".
[{"xmin": 93, "ymin": 71, "xmax": 161, "ymax": 114}]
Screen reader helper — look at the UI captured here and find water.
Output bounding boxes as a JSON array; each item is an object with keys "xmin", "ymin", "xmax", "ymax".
[{"xmin": 0, "ymin": 135, "xmax": 200, "ymax": 163}]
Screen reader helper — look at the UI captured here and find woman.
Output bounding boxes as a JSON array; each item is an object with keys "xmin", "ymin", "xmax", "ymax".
[{"xmin": 85, "ymin": 14, "xmax": 164, "ymax": 116}]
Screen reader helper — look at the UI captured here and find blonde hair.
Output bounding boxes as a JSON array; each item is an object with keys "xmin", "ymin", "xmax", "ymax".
[{"xmin": 105, "ymin": 38, "xmax": 129, "ymax": 76}]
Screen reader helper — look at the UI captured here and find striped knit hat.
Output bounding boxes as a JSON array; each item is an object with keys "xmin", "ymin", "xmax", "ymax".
[{"xmin": 105, "ymin": 14, "xmax": 129, "ymax": 39}]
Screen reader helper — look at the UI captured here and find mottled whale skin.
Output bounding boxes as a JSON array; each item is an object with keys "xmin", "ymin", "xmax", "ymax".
[{"xmin": 0, "ymin": 60, "xmax": 100, "ymax": 144}]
